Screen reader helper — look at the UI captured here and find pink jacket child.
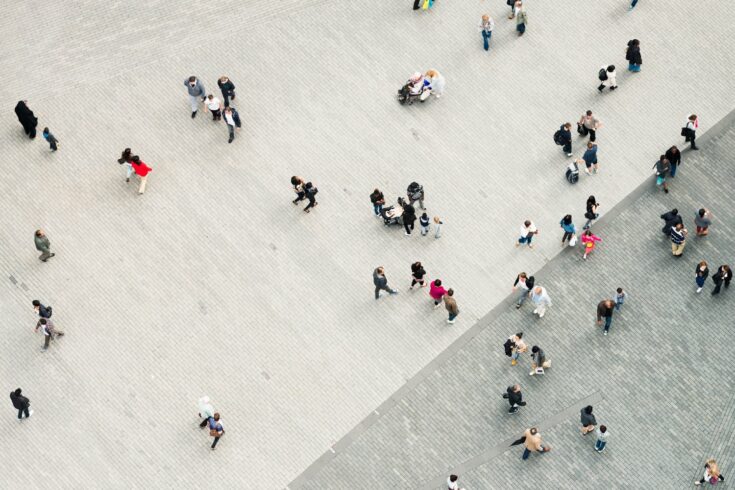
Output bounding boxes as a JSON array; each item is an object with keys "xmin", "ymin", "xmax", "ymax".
[
  {"xmin": 429, "ymin": 279, "xmax": 448, "ymax": 308},
  {"xmin": 581, "ymin": 230, "xmax": 602, "ymax": 259}
]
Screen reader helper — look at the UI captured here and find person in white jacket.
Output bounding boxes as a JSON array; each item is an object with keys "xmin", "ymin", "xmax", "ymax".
[
  {"xmin": 531, "ymin": 287, "xmax": 552, "ymax": 318},
  {"xmin": 597, "ymin": 65, "xmax": 617, "ymax": 92},
  {"xmin": 425, "ymin": 69, "xmax": 445, "ymax": 98}
]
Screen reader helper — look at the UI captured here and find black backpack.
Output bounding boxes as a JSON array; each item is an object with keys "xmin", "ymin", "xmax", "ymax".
[
  {"xmin": 407, "ymin": 182, "xmax": 422, "ymax": 198},
  {"xmin": 503, "ymin": 338, "xmax": 515, "ymax": 357},
  {"xmin": 553, "ymin": 130, "xmax": 564, "ymax": 145},
  {"xmin": 598, "ymin": 68, "xmax": 608, "ymax": 81}
]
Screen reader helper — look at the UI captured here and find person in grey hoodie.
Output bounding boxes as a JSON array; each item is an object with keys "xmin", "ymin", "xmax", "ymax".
[
  {"xmin": 185, "ymin": 76, "xmax": 207, "ymax": 118},
  {"xmin": 373, "ymin": 266, "xmax": 398, "ymax": 300}
]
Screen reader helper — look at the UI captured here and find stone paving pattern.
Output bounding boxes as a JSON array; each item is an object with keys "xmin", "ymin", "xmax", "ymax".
[{"xmin": 0, "ymin": 0, "xmax": 734, "ymax": 488}]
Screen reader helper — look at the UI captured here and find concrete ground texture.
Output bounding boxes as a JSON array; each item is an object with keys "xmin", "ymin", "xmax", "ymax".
[{"xmin": 0, "ymin": 0, "xmax": 733, "ymax": 488}]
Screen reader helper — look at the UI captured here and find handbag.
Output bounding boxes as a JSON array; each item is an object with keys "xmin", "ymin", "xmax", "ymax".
[
  {"xmin": 680, "ymin": 127, "xmax": 688, "ymax": 137},
  {"xmin": 568, "ymin": 235, "xmax": 577, "ymax": 247},
  {"xmin": 209, "ymin": 429, "xmax": 220, "ymax": 437}
]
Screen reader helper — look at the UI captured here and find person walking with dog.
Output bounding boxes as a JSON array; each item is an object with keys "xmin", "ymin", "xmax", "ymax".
[{"xmin": 374, "ymin": 267, "xmax": 398, "ymax": 300}]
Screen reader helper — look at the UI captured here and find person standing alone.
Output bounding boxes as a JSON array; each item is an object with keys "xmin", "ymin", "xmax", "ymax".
[
  {"xmin": 374, "ymin": 267, "xmax": 398, "ymax": 300},
  {"xmin": 694, "ymin": 208, "xmax": 712, "ymax": 236},
  {"xmin": 10, "ymin": 388, "xmax": 33, "ymax": 420},
  {"xmin": 444, "ymin": 289, "xmax": 459, "ymax": 324},
  {"xmin": 208, "ymin": 412, "xmax": 225, "ymax": 450},
  {"xmin": 479, "ymin": 15, "xmax": 495, "ymax": 51},
  {"xmin": 184, "ymin": 76, "xmax": 206, "ymax": 118},
  {"xmin": 34, "ymin": 229, "xmax": 55, "ymax": 262},
  {"xmin": 683, "ymin": 114, "xmax": 699, "ymax": 150}
]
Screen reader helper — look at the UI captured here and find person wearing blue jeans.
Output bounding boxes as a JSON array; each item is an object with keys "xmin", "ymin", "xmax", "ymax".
[
  {"xmin": 479, "ymin": 15, "xmax": 494, "ymax": 51},
  {"xmin": 595, "ymin": 425, "xmax": 609, "ymax": 452},
  {"xmin": 520, "ymin": 427, "xmax": 550, "ymax": 460},
  {"xmin": 597, "ymin": 300, "xmax": 615, "ymax": 335},
  {"xmin": 370, "ymin": 189, "xmax": 385, "ymax": 217},
  {"xmin": 516, "ymin": 220, "xmax": 538, "ymax": 248},
  {"xmin": 614, "ymin": 288, "xmax": 626, "ymax": 310}
]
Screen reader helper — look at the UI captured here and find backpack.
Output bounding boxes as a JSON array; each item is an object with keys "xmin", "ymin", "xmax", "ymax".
[
  {"xmin": 306, "ymin": 183, "xmax": 318, "ymax": 195},
  {"xmin": 598, "ymin": 68, "xmax": 608, "ymax": 81},
  {"xmin": 553, "ymin": 130, "xmax": 564, "ymax": 145},
  {"xmin": 46, "ymin": 305, "xmax": 53, "ymax": 317},
  {"xmin": 565, "ymin": 162, "xmax": 579, "ymax": 184},
  {"xmin": 503, "ymin": 338, "xmax": 515, "ymax": 357}
]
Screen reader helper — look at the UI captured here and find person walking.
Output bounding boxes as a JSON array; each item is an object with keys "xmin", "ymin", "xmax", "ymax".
[
  {"xmin": 515, "ymin": 220, "xmax": 538, "ymax": 248},
  {"xmin": 578, "ymin": 110, "xmax": 602, "ymax": 142},
  {"xmin": 446, "ymin": 474, "xmax": 465, "ymax": 490},
  {"xmin": 614, "ymin": 288, "xmax": 626, "ymax": 310},
  {"xmin": 695, "ymin": 261, "xmax": 709, "ymax": 294},
  {"xmin": 508, "ymin": 332, "xmax": 526, "ymax": 366},
  {"xmin": 520, "ymin": 427, "xmax": 550, "ymax": 459},
  {"xmin": 479, "ymin": 15, "xmax": 495, "ymax": 51},
  {"xmin": 626, "ymin": 39, "xmax": 642, "ymax": 72},
  {"xmin": 198, "ymin": 396, "xmax": 215, "ymax": 428},
  {"xmin": 529, "ymin": 345, "xmax": 550, "ymax": 375},
  {"xmin": 303, "ymin": 182, "xmax": 319, "ymax": 213},
  {"xmin": 506, "ymin": 0, "xmax": 517, "ymax": 19},
  {"xmin": 597, "ymin": 65, "xmax": 617, "ymax": 92},
  {"xmin": 184, "ymin": 76, "xmax": 206, "ymax": 118},
  {"xmin": 683, "ymin": 114, "xmax": 699, "ymax": 150},
  {"xmin": 582, "ymin": 142, "xmax": 599, "ymax": 175},
  {"xmin": 515, "ymin": 1, "xmax": 528, "ymax": 36},
  {"xmin": 560, "ymin": 215, "xmax": 576, "ymax": 246},
  {"xmin": 711, "ymin": 265, "xmax": 732, "ymax": 295},
  {"xmin": 223, "ymin": 106, "xmax": 242, "ymax": 143},
  {"xmin": 694, "ymin": 208, "xmax": 712, "ymax": 236},
  {"xmin": 374, "ymin": 267, "xmax": 398, "ymax": 300},
  {"xmin": 402, "ymin": 200, "xmax": 417, "ymax": 236},
  {"xmin": 557, "ymin": 123, "xmax": 573, "ymax": 157},
  {"xmin": 503, "ymin": 384, "xmax": 526, "ymax": 414},
  {"xmin": 370, "ymin": 189, "xmax": 385, "ymax": 217},
  {"xmin": 694, "ymin": 459, "xmax": 725, "ymax": 486},
  {"xmin": 292, "ymin": 176, "xmax": 306, "ymax": 205},
  {"xmin": 118, "ymin": 148, "xmax": 135, "ymax": 182},
  {"xmin": 444, "ymin": 289, "xmax": 459, "ymax": 324},
  {"xmin": 670, "ymin": 223, "xmax": 688, "ymax": 257},
  {"xmin": 130, "ymin": 156, "xmax": 152, "ymax": 195},
  {"xmin": 410, "ymin": 261, "xmax": 427, "ymax": 289},
  {"xmin": 14, "ymin": 100, "xmax": 38, "ymax": 139},
  {"xmin": 204, "ymin": 94, "xmax": 222, "ymax": 121},
  {"xmin": 512, "ymin": 272, "xmax": 534, "ymax": 309},
  {"xmin": 660, "ymin": 208, "xmax": 682, "ymax": 235},
  {"xmin": 34, "ymin": 229, "xmax": 55, "ymax": 262},
  {"xmin": 208, "ymin": 412, "xmax": 225, "ymax": 450},
  {"xmin": 580, "ymin": 405, "xmax": 597, "ymax": 435},
  {"xmin": 595, "ymin": 425, "xmax": 609, "ymax": 452},
  {"xmin": 653, "ymin": 155, "xmax": 671, "ymax": 193},
  {"xmin": 665, "ymin": 145, "xmax": 681, "ymax": 177},
  {"xmin": 406, "ymin": 182, "xmax": 425, "ymax": 209},
  {"xmin": 433, "ymin": 216, "xmax": 443, "ymax": 239},
  {"xmin": 217, "ymin": 76, "xmax": 236, "ymax": 107},
  {"xmin": 531, "ymin": 286, "xmax": 551, "ymax": 318},
  {"xmin": 35, "ymin": 318, "xmax": 65, "ymax": 352},
  {"xmin": 596, "ymin": 299, "xmax": 615, "ymax": 335},
  {"xmin": 583, "ymin": 195, "xmax": 600, "ymax": 229},
  {"xmin": 10, "ymin": 388, "xmax": 33, "ymax": 420},
  {"xmin": 42, "ymin": 128, "xmax": 59, "ymax": 151},
  {"xmin": 425, "ymin": 70, "xmax": 445, "ymax": 98},
  {"xmin": 581, "ymin": 230, "xmax": 602, "ymax": 260},
  {"xmin": 430, "ymin": 279, "xmax": 448, "ymax": 308},
  {"xmin": 32, "ymin": 300, "xmax": 53, "ymax": 319},
  {"xmin": 419, "ymin": 212, "xmax": 431, "ymax": 236}
]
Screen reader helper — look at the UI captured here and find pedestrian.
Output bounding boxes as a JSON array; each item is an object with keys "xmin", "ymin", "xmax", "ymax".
[
  {"xmin": 515, "ymin": 220, "xmax": 538, "ymax": 248},
  {"xmin": 711, "ymin": 265, "xmax": 732, "ymax": 295},
  {"xmin": 208, "ymin": 412, "xmax": 225, "ymax": 450},
  {"xmin": 508, "ymin": 332, "xmax": 526, "ymax": 366},
  {"xmin": 595, "ymin": 425, "xmax": 609, "ymax": 452},
  {"xmin": 629, "ymin": 0, "xmax": 639, "ymax": 10},
  {"xmin": 581, "ymin": 229, "xmax": 602, "ymax": 260},
  {"xmin": 531, "ymin": 286, "xmax": 551, "ymax": 318},
  {"xmin": 582, "ymin": 142, "xmax": 599, "ymax": 174},
  {"xmin": 42, "ymin": 127, "xmax": 59, "ymax": 151},
  {"xmin": 515, "ymin": 1, "xmax": 528, "ymax": 36},
  {"xmin": 512, "ymin": 272, "xmax": 534, "ymax": 309},
  {"xmin": 694, "ymin": 459, "xmax": 725, "ymax": 486},
  {"xmin": 694, "ymin": 208, "xmax": 713, "ymax": 236},
  {"xmin": 479, "ymin": 14, "xmax": 495, "ymax": 51},
  {"xmin": 35, "ymin": 318, "xmax": 65, "ymax": 352},
  {"xmin": 406, "ymin": 182, "xmax": 425, "ymax": 209},
  {"xmin": 670, "ymin": 223, "xmax": 688, "ymax": 257},
  {"xmin": 596, "ymin": 299, "xmax": 615, "ymax": 335},
  {"xmin": 402, "ymin": 200, "xmax": 417, "ymax": 236},
  {"xmin": 665, "ymin": 145, "xmax": 681, "ymax": 177},
  {"xmin": 409, "ymin": 261, "xmax": 427, "ymax": 289},
  {"xmin": 653, "ymin": 155, "xmax": 671, "ymax": 193},
  {"xmin": 578, "ymin": 110, "xmax": 602, "ymax": 142},
  {"xmin": 217, "ymin": 76, "xmax": 236, "ymax": 107},
  {"xmin": 419, "ymin": 212, "xmax": 431, "ymax": 236},
  {"xmin": 444, "ymin": 289, "xmax": 459, "ymax": 324},
  {"xmin": 130, "ymin": 156, "xmax": 152, "ymax": 195},
  {"xmin": 560, "ymin": 215, "xmax": 576, "ymax": 246},
  {"xmin": 695, "ymin": 261, "xmax": 709, "ymax": 294},
  {"xmin": 614, "ymin": 287, "xmax": 626, "ymax": 310},
  {"xmin": 117, "ymin": 148, "xmax": 133, "ymax": 164},
  {"xmin": 557, "ymin": 123, "xmax": 573, "ymax": 157},
  {"xmin": 430, "ymin": 279, "xmax": 447, "ymax": 308},
  {"xmin": 9, "ymin": 388, "xmax": 33, "ymax": 420},
  {"xmin": 660, "ymin": 208, "xmax": 682, "ymax": 235},
  {"xmin": 184, "ymin": 76, "xmax": 206, "ymax": 118},
  {"xmin": 198, "ymin": 396, "xmax": 215, "ymax": 428},
  {"xmin": 34, "ymin": 229, "xmax": 55, "ymax": 262},
  {"xmin": 447, "ymin": 474, "xmax": 465, "ymax": 490},
  {"xmin": 506, "ymin": 0, "xmax": 517, "ymax": 19},
  {"xmin": 434, "ymin": 216, "xmax": 443, "ymax": 239},
  {"xmin": 683, "ymin": 114, "xmax": 699, "ymax": 150},
  {"xmin": 373, "ymin": 266, "xmax": 398, "ymax": 300},
  {"xmin": 597, "ymin": 65, "xmax": 617, "ymax": 92},
  {"xmin": 370, "ymin": 188, "xmax": 385, "ymax": 217},
  {"xmin": 32, "ymin": 300, "xmax": 53, "ymax": 319},
  {"xmin": 223, "ymin": 106, "xmax": 242, "ymax": 144},
  {"xmin": 521, "ymin": 427, "xmax": 550, "ymax": 459},
  {"xmin": 425, "ymin": 70, "xmax": 445, "ymax": 98},
  {"xmin": 626, "ymin": 39, "xmax": 642, "ymax": 72},
  {"xmin": 580, "ymin": 405, "xmax": 597, "ymax": 435},
  {"xmin": 292, "ymin": 176, "xmax": 306, "ymax": 205},
  {"xmin": 204, "ymin": 94, "xmax": 222, "ymax": 121},
  {"xmin": 303, "ymin": 182, "xmax": 319, "ymax": 213},
  {"xmin": 529, "ymin": 345, "xmax": 550, "ymax": 375},
  {"xmin": 412, "ymin": 0, "xmax": 420, "ymax": 10},
  {"xmin": 503, "ymin": 384, "xmax": 526, "ymax": 414},
  {"xmin": 14, "ymin": 100, "xmax": 38, "ymax": 139},
  {"xmin": 583, "ymin": 195, "xmax": 600, "ymax": 229}
]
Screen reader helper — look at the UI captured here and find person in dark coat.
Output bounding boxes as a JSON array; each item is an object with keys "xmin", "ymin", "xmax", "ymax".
[
  {"xmin": 665, "ymin": 145, "xmax": 681, "ymax": 178},
  {"xmin": 373, "ymin": 266, "xmax": 398, "ymax": 300},
  {"xmin": 402, "ymin": 200, "xmax": 417, "ymax": 236},
  {"xmin": 596, "ymin": 299, "xmax": 615, "ymax": 335},
  {"xmin": 626, "ymin": 39, "xmax": 642, "ymax": 72},
  {"xmin": 580, "ymin": 405, "xmax": 597, "ymax": 435},
  {"xmin": 15, "ymin": 100, "xmax": 38, "ymax": 139},
  {"xmin": 503, "ymin": 384, "xmax": 526, "ymax": 414},
  {"xmin": 711, "ymin": 265, "xmax": 732, "ymax": 295},
  {"xmin": 660, "ymin": 208, "xmax": 682, "ymax": 235},
  {"xmin": 217, "ymin": 76, "xmax": 236, "ymax": 107},
  {"xmin": 559, "ymin": 123, "xmax": 572, "ymax": 156},
  {"xmin": 10, "ymin": 388, "xmax": 32, "ymax": 419}
]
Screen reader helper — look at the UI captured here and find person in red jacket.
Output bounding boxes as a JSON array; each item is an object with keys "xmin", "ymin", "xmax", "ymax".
[
  {"xmin": 130, "ymin": 155, "xmax": 153, "ymax": 195},
  {"xmin": 429, "ymin": 279, "xmax": 448, "ymax": 309}
]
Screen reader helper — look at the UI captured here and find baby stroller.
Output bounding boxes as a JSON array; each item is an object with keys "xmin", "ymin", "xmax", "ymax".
[
  {"xmin": 397, "ymin": 75, "xmax": 432, "ymax": 105},
  {"xmin": 565, "ymin": 161, "xmax": 579, "ymax": 184},
  {"xmin": 381, "ymin": 198, "xmax": 406, "ymax": 226}
]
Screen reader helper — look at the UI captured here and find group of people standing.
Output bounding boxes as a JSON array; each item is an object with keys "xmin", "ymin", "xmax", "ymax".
[{"xmin": 185, "ymin": 75, "xmax": 241, "ymax": 143}]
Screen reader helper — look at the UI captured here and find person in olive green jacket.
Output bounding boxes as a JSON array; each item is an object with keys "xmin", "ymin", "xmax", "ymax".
[
  {"xmin": 444, "ymin": 289, "xmax": 459, "ymax": 324},
  {"xmin": 34, "ymin": 229, "xmax": 55, "ymax": 262}
]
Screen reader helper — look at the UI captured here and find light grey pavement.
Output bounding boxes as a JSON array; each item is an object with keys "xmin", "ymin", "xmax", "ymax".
[{"xmin": 0, "ymin": 0, "xmax": 734, "ymax": 488}]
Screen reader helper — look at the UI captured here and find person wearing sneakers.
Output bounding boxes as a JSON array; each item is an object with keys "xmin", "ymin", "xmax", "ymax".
[
  {"xmin": 444, "ymin": 289, "xmax": 459, "ymax": 324},
  {"xmin": 695, "ymin": 261, "xmax": 709, "ymax": 294},
  {"xmin": 516, "ymin": 220, "xmax": 538, "ymax": 248},
  {"xmin": 580, "ymin": 405, "xmax": 597, "ymax": 435},
  {"xmin": 10, "ymin": 388, "xmax": 33, "ymax": 420},
  {"xmin": 184, "ymin": 76, "xmax": 206, "ymax": 118},
  {"xmin": 208, "ymin": 412, "xmax": 225, "ymax": 450},
  {"xmin": 430, "ymin": 279, "xmax": 448, "ymax": 308},
  {"xmin": 597, "ymin": 65, "xmax": 617, "ymax": 92},
  {"xmin": 35, "ymin": 318, "xmax": 65, "ymax": 352},
  {"xmin": 531, "ymin": 286, "xmax": 551, "ymax": 318},
  {"xmin": 374, "ymin": 267, "xmax": 398, "ymax": 300},
  {"xmin": 34, "ymin": 229, "xmax": 55, "ymax": 262},
  {"xmin": 694, "ymin": 208, "xmax": 712, "ymax": 236},
  {"xmin": 410, "ymin": 261, "xmax": 427, "ymax": 289},
  {"xmin": 503, "ymin": 384, "xmax": 526, "ymax": 414},
  {"xmin": 595, "ymin": 425, "xmax": 609, "ymax": 452},
  {"xmin": 578, "ymin": 110, "xmax": 601, "ymax": 142},
  {"xmin": 581, "ymin": 229, "xmax": 603, "ymax": 260},
  {"xmin": 508, "ymin": 332, "xmax": 527, "ymax": 366},
  {"xmin": 512, "ymin": 272, "xmax": 534, "ymax": 308},
  {"xmin": 596, "ymin": 299, "xmax": 615, "ymax": 335},
  {"xmin": 582, "ymin": 142, "xmax": 599, "ymax": 175},
  {"xmin": 529, "ymin": 345, "xmax": 550, "ymax": 375}
]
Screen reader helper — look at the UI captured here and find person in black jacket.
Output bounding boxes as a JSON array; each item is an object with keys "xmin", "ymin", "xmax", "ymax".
[
  {"xmin": 512, "ymin": 272, "xmax": 534, "ymax": 308},
  {"xmin": 695, "ymin": 261, "xmax": 709, "ymax": 294},
  {"xmin": 223, "ymin": 107, "xmax": 241, "ymax": 144},
  {"xmin": 410, "ymin": 261, "xmax": 427, "ymax": 289},
  {"xmin": 303, "ymin": 182, "xmax": 319, "ymax": 213},
  {"xmin": 10, "ymin": 388, "xmax": 32, "ymax": 420},
  {"xmin": 217, "ymin": 76, "xmax": 236, "ymax": 107},
  {"xmin": 559, "ymin": 123, "xmax": 572, "ymax": 156},
  {"xmin": 596, "ymin": 299, "xmax": 615, "ymax": 335},
  {"xmin": 32, "ymin": 300, "xmax": 52, "ymax": 319},
  {"xmin": 660, "ymin": 208, "xmax": 682, "ymax": 235},
  {"xmin": 15, "ymin": 100, "xmax": 38, "ymax": 139},
  {"xmin": 503, "ymin": 384, "xmax": 526, "ymax": 414},
  {"xmin": 665, "ymin": 145, "xmax": 681, "ymax": 178},
  {"xmin": 580, "ymin": 405, "xmax": 597, "ymax": 435},
  {"xmin": 370, "ymin": 189, "xmax": 385, "ymax": 217},
  {"xmin": 373, "ymin": 266, "xmax": 398, "ymax": 300},
  {"xmin": 711, "ymin": 265, "xmax": 732, "ymax": 295},
  {"xmin": 626, "ymin": 39, "xmax": 642, "ymax": 72},
  {"xmin": 402, "ymin": 200, "xmax": 417, "ymax": 236}
]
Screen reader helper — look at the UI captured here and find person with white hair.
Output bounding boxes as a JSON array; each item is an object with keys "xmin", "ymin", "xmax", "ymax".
[
  {"xmin": 425, "ymin": 69, "xmax": 445, "ymax": 98},
  {"xmin": 198, "ymin": 396, "xmax": 215, "ymax": 428}
]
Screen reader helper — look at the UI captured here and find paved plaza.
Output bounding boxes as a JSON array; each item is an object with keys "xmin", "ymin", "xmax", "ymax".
[{"xmin": 1, "ymin": 0, "xmax": 734, "ymax": 488}]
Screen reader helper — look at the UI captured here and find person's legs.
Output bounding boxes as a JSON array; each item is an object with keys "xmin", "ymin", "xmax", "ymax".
[
  {"xmin": 211, "ymin": 435, "xmax": 221, "ymax": 449},
  {"xmin": 595, "ymin": 440, "xmax": 606, "ymax": 451},
  {"xmin": 375, "ymin": 286, "xmax": 382, "ymax": 300},
  {"xmin": 413, "ymin": 0, "xmax": 420, "ymax": 9},
  {"xmin": 228, "ymin": 125, "xmax": 235, "ymax": 143},
  {"xmin": 563, "ymin": 141, "xmax": 572, "ymax": 155},
  {"xmin": 29, "ymin": 126, "xmax": 37, "ymax": 139},
  {"xmin": 221, "ymin": 91, "xmax": 230, "ymax": 108},
  {"xmin": 189, "ymin": 95, "xmax": 199, "ymax": 114},
  {"xmin": 404, "ymin": 220, "xmax": 412, "ymax": 235},
  {"xmin": 304, "ymin": 196, "xmax": 316, "ymax": 212},
  {"xmin": 482, "ymin": 31, "xmax": 490, "ymax": 51},
  {"xmin": 517, "ymin": 290, "xmax": 528, "ymax": 305},
  {"xmin": 373, "ymin": 204, "xmax": 381, "ymax": 216},
  {"xmin": 39, "ymin": 250, "xmax": 51, "ymax": 261},
  {"xmin": 43, "ymin": 334, "xmax": 51, "ymax": 350},
  {"xmin": 604, "ymin": 316, "xmax": 612, "ymax": 332},
  {"xmin": 49, "ymin": 137, "xmax": 58, "ymax": 151},
  {"xmin": 588, "ymin": 129, "xmax": 596, "ymax": 142},
  {"xmin": 448, "ymin": 312, "xmax": 457, "ymax": 322},
  {"xmin": 712, "ymin": 281, "xmax": 722, "ymax": 295},
  {"xmin": 690, "ymin": 133, "xmax": 698, "ymax": 149},
  {"xmin": 199, "ymin": 418, "xmax": 209, "ymax": 428},
  {"xmin": 630, "ymin": 0, "xmax": 638, "ymax": 7},
  {"xmin": 537, "ymin": 304, "xmax": 547, "ymax": 317},
  {"xmin": 526, "ymin": 235, "xmax": 533, "ymax": 247},
  {"xmin": 522, "ymin": 448, "xmax": 531, "ymax": 460},
  {"xmin": 138, "ymin": 175, "xmax": 148, "ymax": 195},
  {"xmin": 669, "ymin": 163, "xmax": 677, "ymax": 178}
]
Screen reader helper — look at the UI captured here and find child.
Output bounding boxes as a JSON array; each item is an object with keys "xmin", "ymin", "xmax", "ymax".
[
  {"xmin": 615, "ymin": 288, "xmax": 626, "ymax": 310},
  {"xmin": 42, "ymin": 127, "xmax": 59, "ymax": 151},
  {"xmin": 205, "ymin": 94, "xmax": 222, "ymax": 121},
  {"xmin": 419, "ymin": 212, "xmax": 430, "ymax": 236},
  {"xmin": 594, "ymin": 425, "xmax": 609, "ymax": 452},
  {"xmin": 434, "ymin": 216, "xmax": 443, "ymax": 239},
  {"xmin": 581, "ymin": 230, "xmax": 602, "ymax": 260}
]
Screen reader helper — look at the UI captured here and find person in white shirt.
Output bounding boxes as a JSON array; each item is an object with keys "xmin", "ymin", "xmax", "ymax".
[
  {"xmin": 425, "ymin": 69, "xmax": 445, "ymax": 98},
  {"xmin": 685, "ymin": 114, "xmax": 699, "ymax": 150},
  {"xmin": 531, "ymin": 286, "xmax": 552, "ymax": 318},
  {"xmin": 516, "ymin": 220, "xmax": 539, "ymax": 248},
  {"xmin": 597, "ymin": 65, "xmax": 617, "ymax": 92},
  {"xmin": 204, "ymin": 94, "xmax": 222, "ymax": 121},
  {"xmin": 447, "ymin": 474, "xmax": 464, "ymax": 490},
  {"xmin": 479, "ymin": 14, "xmax": 495, "ymax": 51}
]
